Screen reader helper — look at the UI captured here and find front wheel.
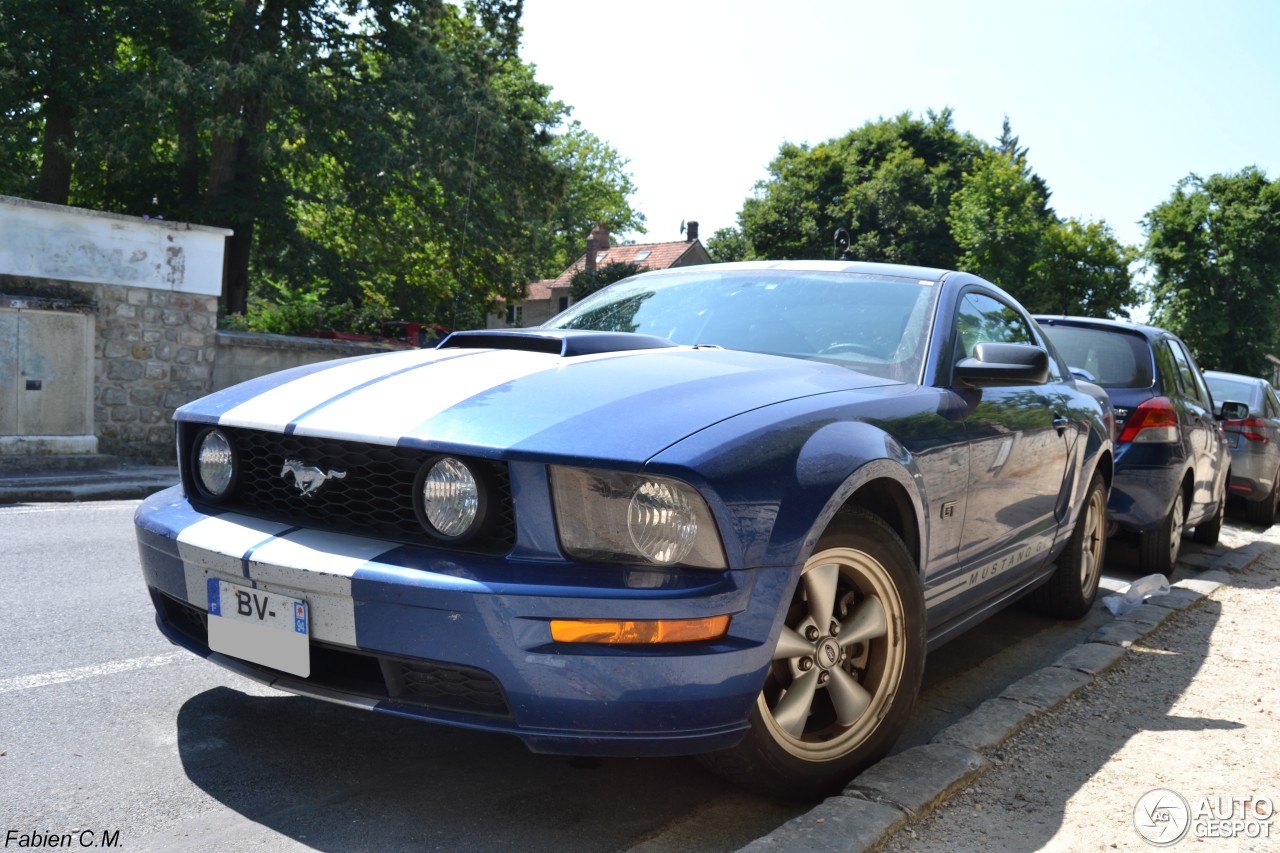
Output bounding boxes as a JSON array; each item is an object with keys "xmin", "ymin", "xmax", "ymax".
[{"xmin": 698, "ymin": 508, "xmax": 925, "ymax": 800}]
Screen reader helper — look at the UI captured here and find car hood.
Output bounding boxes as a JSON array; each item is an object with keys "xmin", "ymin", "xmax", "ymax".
[{"xmin": 181, "ymin": 344, "xmax": 898, "ymax": 466}]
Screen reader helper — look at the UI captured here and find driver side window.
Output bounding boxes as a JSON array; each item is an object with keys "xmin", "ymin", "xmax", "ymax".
[{"xmin": 955, "ymin": 292, "xmax": 1033, "ymax": 358}]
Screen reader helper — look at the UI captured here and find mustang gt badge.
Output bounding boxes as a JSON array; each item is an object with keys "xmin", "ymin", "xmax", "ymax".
[{"xmin": 281, "ymin": 459, "xmax": 346, "ymax": 497}]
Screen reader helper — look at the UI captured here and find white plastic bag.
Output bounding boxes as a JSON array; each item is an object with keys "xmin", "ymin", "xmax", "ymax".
[{"xmin": 1102, "ymin": 573, "xmax": 1171, "ymax": 616}]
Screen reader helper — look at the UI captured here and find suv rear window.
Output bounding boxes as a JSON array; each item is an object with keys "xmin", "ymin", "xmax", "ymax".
[{"xmin": 1041, "ymin": 325, "xmax": 1154, "ymax": 388}]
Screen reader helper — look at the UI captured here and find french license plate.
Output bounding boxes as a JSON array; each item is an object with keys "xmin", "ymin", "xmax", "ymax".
[{"xmin": 206, "ymin": 578, "xmax": 310, "ymax": 677}]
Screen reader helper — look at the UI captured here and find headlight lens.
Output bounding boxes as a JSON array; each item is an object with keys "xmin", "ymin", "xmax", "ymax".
[
  {"xmin": 419, "ymin": 456, "xmax": 482, "ymax": 539},
  {"xmin": 551, "ymin": 467, "xmax": 727, "ymax": 568},
  {"xmin": 194, "ymin": 428, "xmax": 235, "ymax": 498}
]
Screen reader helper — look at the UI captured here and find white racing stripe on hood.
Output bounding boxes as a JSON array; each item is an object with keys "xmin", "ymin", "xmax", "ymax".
[
  {"xmin": 217, "ymin": 347, "xmax": 450, "ymax": 432},
  {"xmin": 289, "ymin": 347, "xmax": 564, "ymax": 441}
]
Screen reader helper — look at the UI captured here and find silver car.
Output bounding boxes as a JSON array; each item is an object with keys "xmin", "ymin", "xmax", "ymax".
[{"xmin": 1203, "ymin": 370, "xmax": 1280, "ymax": 526}]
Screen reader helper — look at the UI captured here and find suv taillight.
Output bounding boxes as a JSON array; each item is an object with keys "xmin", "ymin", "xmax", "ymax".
[
  {"xmin": 1117, "ymin": 397, "xmax": 1179, "ymax": 444},
  {"xmin": 1224, "ymin": 417, "xmax": 1269, "ymax": 443}
]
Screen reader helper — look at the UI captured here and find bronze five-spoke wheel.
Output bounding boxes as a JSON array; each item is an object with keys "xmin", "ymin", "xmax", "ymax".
[{"xmin": 700, "ymin": 508, "xmax": 925, "ymax": 799}]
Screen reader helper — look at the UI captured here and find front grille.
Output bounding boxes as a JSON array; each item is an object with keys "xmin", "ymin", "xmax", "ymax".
[
  {"xmin": 183, "ymin": 425, "xmax": 515, "ymax": 554},
  {"xmin": 157, "ymin": 593, "xmax": 512, "ymax": 718}
]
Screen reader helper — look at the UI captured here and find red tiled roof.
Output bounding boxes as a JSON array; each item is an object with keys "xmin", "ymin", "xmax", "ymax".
[
  {"xmin": 548, "ymin": 239, "xmax": 705, "ymax": 287},
  {"xmin": 510, "ymin": 239, "xmax": 710, "ymax": 304}
]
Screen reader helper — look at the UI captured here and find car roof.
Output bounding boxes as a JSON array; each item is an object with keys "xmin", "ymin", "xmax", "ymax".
[
  {"xmin": 1204, "ymin": 369, "xmax": 1268, "ymax": 386},
  {"xmin": 1033, "ymin": 314, "xmax": 1171, "ymax": 341},
  {"xmin": 643, "ymin": 259, "xmax": 956, "ymax": 283}
]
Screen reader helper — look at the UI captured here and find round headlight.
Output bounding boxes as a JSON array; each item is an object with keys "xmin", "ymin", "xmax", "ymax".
[
  {"xmin": 627, "ymin": 480, "xmax": 698, "ymax": 564},
  {"xmin": 194, "ymin": 429, "xmax": 235, "ymax": 498},
  {"xmin": 420, "ymin": 457, "xmax": 482, "ymax": 539}
]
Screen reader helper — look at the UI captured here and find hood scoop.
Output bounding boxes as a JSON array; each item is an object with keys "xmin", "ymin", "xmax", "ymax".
[{"xmin": 438, "ymin": 329, "xmax": 676, "ymax": 357}]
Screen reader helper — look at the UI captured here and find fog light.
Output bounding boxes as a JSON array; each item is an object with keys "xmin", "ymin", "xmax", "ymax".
[
  {"xmin": 194, "ymin": 429, "xmax": 235, "ymax": 498},
  {"xmin": 550, "ymin": 615, "xmax": 731, "ymax": 644},
  {"xmin": 420, "ymin": 456, "xmax": 481, "ymax": 539}
]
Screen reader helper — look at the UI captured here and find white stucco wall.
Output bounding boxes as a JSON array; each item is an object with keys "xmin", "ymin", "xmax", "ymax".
[{"xmin": 0, "ymin": 195, "xmax": 231, "ymax": 295}]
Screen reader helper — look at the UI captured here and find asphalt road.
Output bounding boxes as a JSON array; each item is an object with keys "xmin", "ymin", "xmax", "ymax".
[{"xmin": 0, "ymin": 501, "xmax": 1146, "ymax": 852}]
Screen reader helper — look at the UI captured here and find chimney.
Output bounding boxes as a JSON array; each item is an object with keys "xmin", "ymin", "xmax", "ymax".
[
  {"xmin": 585, "ymin": 222, "xmax": 609, "ymax": 271},
  {"xmin": 685, "ymin": 220, "xmax": 699, "ymax": 243}
]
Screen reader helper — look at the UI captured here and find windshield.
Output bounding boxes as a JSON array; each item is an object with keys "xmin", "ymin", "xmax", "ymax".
[{"xmin": 545, "ymin": 269, "xmax": 938, "ymax": 382}]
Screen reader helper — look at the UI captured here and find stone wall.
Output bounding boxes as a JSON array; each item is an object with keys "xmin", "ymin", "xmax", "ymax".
[
  {"xmin": 95, "ymin": 284, "xmax": 220, "ymax": 460},
  {"xmin": 212, "ymin": 330, "xmax": 403, "ymax": 392},
  {"xmin": 1, "ymin": 195, "xmax": 230, "ymax": 461}
]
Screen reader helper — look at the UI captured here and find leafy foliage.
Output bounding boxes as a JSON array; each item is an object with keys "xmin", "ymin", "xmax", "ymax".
[
  {"xmin": 1144, "ymin": 167, "xmax": 1280, "ymax": 374},
  {"xmin": 706, "ymin": 227, "xmax": 753, "ymax": 262},
  {"xmin": 740, "ymin": 109, "xmax": 984, "ymax": 265},
  {"xmin": 569, "ymin": 261, "xmax": 648, "ymax": 302},
  {"xmin": 735, "ymin": 110, "xmax": 1138, "ymax": 318},
  {"xmin": 0, "ymin": 0, "xmax": 640, "ymax": 329}
]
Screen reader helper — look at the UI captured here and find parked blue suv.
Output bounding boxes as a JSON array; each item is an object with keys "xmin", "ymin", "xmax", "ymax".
[{"xmin": 1036, "ymin": 317, "xmax": 1241, "ymax": 573}]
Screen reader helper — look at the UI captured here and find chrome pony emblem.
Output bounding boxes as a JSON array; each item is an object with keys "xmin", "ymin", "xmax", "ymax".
[{"xmin": 281, "ymin": 459, "xmax": 346, "ymax": 497}]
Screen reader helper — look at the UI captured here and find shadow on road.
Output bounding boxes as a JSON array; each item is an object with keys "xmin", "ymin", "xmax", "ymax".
[{"xmin": 174, "ymin": 687, "xmax": 802, "ymax": 851}]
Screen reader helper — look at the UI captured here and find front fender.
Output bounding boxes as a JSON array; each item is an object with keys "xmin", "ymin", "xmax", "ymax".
[{"xmin": 645, "ymin": 397, "xmax": 928, "ymax": 573}]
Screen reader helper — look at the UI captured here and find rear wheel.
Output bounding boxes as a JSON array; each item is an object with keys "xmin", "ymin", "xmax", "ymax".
[
  {"xmin": 1028, "ymin": 471, "xmax": 1106, "ymax": 618},
  {"xmin": 698, "ymin": 508, "xmax": 925, "ymax": 800},
  {"xmin": 1244, "ymin": 469, "xmax": 1280, "ymax": 527},
  {"xmin": 1139, "ymin": 489, "xmax": 1184, "ymax": 575}
]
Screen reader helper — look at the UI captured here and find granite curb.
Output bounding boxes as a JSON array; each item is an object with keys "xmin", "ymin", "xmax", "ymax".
[
  {"xmin": 0, "ymin": 464, "xmax": 179, "ymax": 503},
  {"xmin": 739, "ymin": 553, "xmax": 1256, "ymax": 852}
]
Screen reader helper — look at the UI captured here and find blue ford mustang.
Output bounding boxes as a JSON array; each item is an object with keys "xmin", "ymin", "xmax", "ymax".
[{"xmin": 135, "ymin": 261, "xmax": 1112, "ymax": 798}]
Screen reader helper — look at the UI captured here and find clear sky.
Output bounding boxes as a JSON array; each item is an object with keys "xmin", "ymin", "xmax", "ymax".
[{"xmin": 519, "ymin": 0, "xmax": 1280, "ymax": 253}]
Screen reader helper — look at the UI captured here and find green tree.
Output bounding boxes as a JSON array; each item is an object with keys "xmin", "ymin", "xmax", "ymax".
[
  {"xmin": 739, "ymin": 109, "xmax": 985, "ymax": 266},
  {"xmin": 569, "ymin": 260, "xmax": 647, "ymax": 302},
  {"xmin": 949, "ymin": 149, "xmax": 1053, "ymax": 303},
  {"xmin": 1034, "ymin": 218, "xmax": 1137, "ymax": 317},
  {"xmin": 949, "ymin": 144, "xmax": 1137, "ymax": 317},
  {"xmin": 1144, "ymin": 167, "xmax": 1280, "ymax": 374},
  {"xmin": 706, "ymin": 226, "xmax": 752, "ymax": 262},
  {"xmin": 538, "ymin": 121, "xmax": 644, "ymax": 275},
  {"xmin": 0, "ymin": 0, "xmax": 619, "ymax": 329}
]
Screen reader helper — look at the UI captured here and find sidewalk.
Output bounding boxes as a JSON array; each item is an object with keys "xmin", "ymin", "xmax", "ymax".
[
  {"xmin": 0, "ymin": 456, "xmax": 178, "ymax": 503},
  {"xmin": 744, "ymin": 524, "xmax": 1280, "ymax": 852}
]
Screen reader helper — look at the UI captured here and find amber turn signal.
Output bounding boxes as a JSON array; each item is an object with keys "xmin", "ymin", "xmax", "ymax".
[{"xmin": 550, "ymin": 614, "xmax": 731, "ymax": 644}]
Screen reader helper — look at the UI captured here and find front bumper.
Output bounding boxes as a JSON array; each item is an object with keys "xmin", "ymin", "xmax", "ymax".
[{"xmin": 134, "ymin": 487, "xmax": 790, "ymax": 756}]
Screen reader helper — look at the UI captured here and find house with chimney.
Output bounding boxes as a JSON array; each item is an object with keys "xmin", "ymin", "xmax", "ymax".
[{"xmin": 489, "ymin": 221, "xmax": 712, "ymax": 328}]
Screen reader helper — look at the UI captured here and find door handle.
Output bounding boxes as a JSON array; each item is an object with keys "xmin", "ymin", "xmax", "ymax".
[{"xmin": 1052, "ymin": 414, "xmax": 1070, "ymax": 434}]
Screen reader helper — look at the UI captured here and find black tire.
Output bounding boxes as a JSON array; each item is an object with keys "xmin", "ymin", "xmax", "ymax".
[
  {"xmin": 698, "ymin": 508, "xmax": 925, "ymax": 800},
  {"xmin": 1244, "ymin": 470, "xmax": 1280, "ymax": 527},
  {"xmin": 1192, "ymin": 483, "xmax": 1226, "ymax": 545},
  {"xmin": 1139, "ymin": 489, "xmax": 1184, "ymax": 575},
  {"xmin": 1028, "ymin": 471, "xmax": 1106, "ymax": 618}
]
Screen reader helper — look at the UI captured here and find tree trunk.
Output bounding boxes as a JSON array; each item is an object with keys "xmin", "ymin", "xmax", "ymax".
[
  {"xmin": 206, "ymin": 0, "xmax": 287, "ymax": 315},
  {"xmin": 36, "ymin": 98, "xmax": 73, "ymax": 204}
]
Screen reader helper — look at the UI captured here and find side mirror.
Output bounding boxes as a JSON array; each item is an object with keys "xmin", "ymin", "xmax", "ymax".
[
  {"xmin": 954, "ymin": 342, "xmax": 1050, "ymax": 388},
  {"xmin": 1218, "ymin": 400, "xmax": 1250, "ymax": 421}
]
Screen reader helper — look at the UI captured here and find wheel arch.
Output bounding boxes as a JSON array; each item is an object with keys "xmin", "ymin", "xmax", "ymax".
[{"xmin": 795, "ymin": 456, "xmax": 925, "ymax": 579}]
